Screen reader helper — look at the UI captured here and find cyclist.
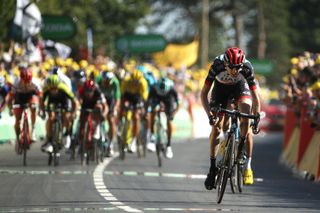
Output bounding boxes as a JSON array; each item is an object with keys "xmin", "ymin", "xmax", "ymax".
[
  {"xmin": 98, "ymin": 71, "xmax": 121, "ymax": 156},
  {"xmin": 8, "ymin": 65, "xmax": 41, "ymax": 152},
  {"xmin": 39, "ymin": 75, "xmax": 78, "ymax": 153},
  {"xmin": 78, "ymin": 79, "xmax": 107, "ymax": 151},
  {"xmin": 0, "ymin": 75, "xmax": 10, "ymax": 116},
  {"xmin": 137, "ymin": 65, "xmax": 157, "ymax": 152},
  {"xmin": 120, "ymin": 69, "xmax": 148, "ymax": 153},
  {"xmin": 72, "ymin": 69, "xmax": 86, "ymax": 96},
  {"xmin": 147, "ymin": 77, "xmax": 179, "ymax": 159},
  {"xmin": 200, "ymin": 47, "xmax": 261, "ymax": 189},
  {"xmin": 49, "ymin": 66, "xmax": 72, "ymax": 91}
]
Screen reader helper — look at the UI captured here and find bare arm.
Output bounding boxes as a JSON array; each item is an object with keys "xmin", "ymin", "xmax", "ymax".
[
  {"xmin": 201, "ymin": 83, "xmax": 212, "ymax": 117},
  {"xmin": 251, "ymin": 88, "xmax": 261, "ymax": 115}
]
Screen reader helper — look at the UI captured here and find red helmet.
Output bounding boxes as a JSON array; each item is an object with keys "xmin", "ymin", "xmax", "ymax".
[
  {"xmin": 20, "ymin": 67, "xmax": 32, "ymax": 83},
  {"xmin": 224, "ymin": 47, "xmax": 245, "ymax": 66},
  {"xmin": 84, "ymin": 79, "xmax": 95, "ymax": 90}
]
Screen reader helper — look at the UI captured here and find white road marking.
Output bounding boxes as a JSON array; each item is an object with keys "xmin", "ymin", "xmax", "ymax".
[{"xmin": 93, "ymin": 156, "xmax": 142, "ymax": 213}]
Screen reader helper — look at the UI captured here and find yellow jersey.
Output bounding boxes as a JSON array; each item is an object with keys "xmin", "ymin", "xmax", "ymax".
[{"xmin": 121, "ymin": 76, "xmax": 148, "ymax": 101}]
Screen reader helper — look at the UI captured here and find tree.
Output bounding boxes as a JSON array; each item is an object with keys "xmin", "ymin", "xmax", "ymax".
[
  {"xmin": 37, "ymin": 0, "xmax": 149, "ymax": 58},
  {"xmin": 0, "ymin": 0, "xmax": 15, "ymax": 41},
  {"xmin": 246, "ymin": 0, "xmax": 291, "ymax": 87},
  {"xmin": 289, "ymin": 0, "xmax": 320, "ymax": 53}
]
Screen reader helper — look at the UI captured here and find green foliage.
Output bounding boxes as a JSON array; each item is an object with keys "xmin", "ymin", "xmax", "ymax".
[
  {"xmin": 289, "ymin": 0, "xmax": 320, "ymax": 53},
  {"xmin": 246, "ymin": 0, "xmax": 291, "ymax": 87},
  {"xmin": 37, "ymin": 0, "xmax": 149, "ymax": 57},
  {"xmin": 0, "ymin": 0, "xmax": 15, "ymax": 41}
]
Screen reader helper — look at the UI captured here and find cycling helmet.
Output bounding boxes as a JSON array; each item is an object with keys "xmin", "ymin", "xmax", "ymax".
[
  {"xmin": 0, "ymin": 75, "xmax": 5, "ymax": 87},
  {"xmin": 102, "ymin": 71, "xmax": 115, "ymax": 83},
  {"xmin": 155, "ymin": 77, "xmax": 172, "ymax": 95},
  {"xmin": 84, "ymin": 79, "xmax": 95, "ymax": 90},
  {"xmin": 19, "ymin": 66, "xmax": 32, "ymax": 83},
  {"xmin": 311, "ymin": 81, "xmax": 320, "ymax": 91},
  {"xmin": 50, "ymin": 66, "xmax": 61, "ymax": 75},
  {"xmin": 73, "ymin": 69, "xmax": 86, "ymax": 83},
  {"xmin": 224, "ymin": 47, "xmax": 245, "ymax": 68},
  {"xmin": 47, "ymin": 74, "xmax": 60, "ymax": 88},
  {"xmin": 137, "ymin": 65, "xmax": 147, "ymax": 75},
  {"xmin": 131, "ymin": 69, "xmax": 143, "ymax": 81}
]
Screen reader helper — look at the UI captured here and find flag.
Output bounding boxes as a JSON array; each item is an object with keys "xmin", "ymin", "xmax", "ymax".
[
  {"xmin": 13, "ymin": 0, "xmax": 42, "ymax": 39},
  {"xmin": 152, "ymin": 38, "xmax": 199, "ymax": 70}
]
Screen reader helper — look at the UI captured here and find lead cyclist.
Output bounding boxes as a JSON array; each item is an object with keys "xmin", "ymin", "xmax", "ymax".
[{"xmin": 200, "ymin": 47, "xmax": 261, "ymax": 190}]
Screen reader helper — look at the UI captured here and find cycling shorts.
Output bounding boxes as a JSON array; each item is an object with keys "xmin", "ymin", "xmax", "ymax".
[
  {"xmin": 150, "ymin": 95, "xmax": 177, "ymax": 121},
  {"xmin": 210, "ymin": 80, "xmax": 251, "ymax": 109},
  {"xmin": 14, "ymin": 92, "xmax": 38, "ymax": 105},
  {"xmin": 122, "ymin": 92, "xmax": 144, "ymax": 110}
]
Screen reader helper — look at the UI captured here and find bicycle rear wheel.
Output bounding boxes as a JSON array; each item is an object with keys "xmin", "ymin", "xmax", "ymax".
[
  {"xmin": 237, "ymin": 156, "xmax": 244, "ymax": 193},
  {"xmin": 80, "ymin": 122, "xmax": 89, "ymax": 166},
  {"xmin": 229, "ymin": 136, "xmax": 238, "ymax": 193},
  {"xmin": 216, "ymin": 134, "xmax": 234, "ymax": 203},
  {"xmin": 52, "ymin": 120, "xmax": 62, "ymax": 166},
  {"xmin": 22, "ymin": 116, "xmax": 29, "ymax": 166}
]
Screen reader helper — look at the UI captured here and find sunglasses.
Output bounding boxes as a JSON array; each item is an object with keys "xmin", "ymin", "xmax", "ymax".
[{"xmin": 227, "ymin": 64, "xmax": 242, "ymax": 69}]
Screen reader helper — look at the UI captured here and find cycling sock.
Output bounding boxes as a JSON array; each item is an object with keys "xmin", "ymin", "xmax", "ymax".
[
  {"xmin": 167, "ymin": 139, "xmax": 171, "ymax": 147},
  {"xmin": 146, "ymin": 129, "xmax": 151, "ymax": 142},
  {"xmin": 246, "ymin": 157, "xmax": 252, "ymax": 170},
  {"xmin": 209, "ymin": 157, "xmax": 216, "ymax": 173}
]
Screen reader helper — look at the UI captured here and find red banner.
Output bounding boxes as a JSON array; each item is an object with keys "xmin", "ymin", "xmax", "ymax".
[
  {"xmin": 297, "ymin": 107, "xmax": 315, "ymax": 164},
  {"xmin": 284, "ymin": 108, "xmax": 297, "ymax": 149}
]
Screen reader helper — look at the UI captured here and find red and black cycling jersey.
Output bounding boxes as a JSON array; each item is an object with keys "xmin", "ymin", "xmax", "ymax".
[
  {"xmin": 78, "ymin": 85, "xmax": 106, "ymax": 109},
  {"xmin": 205, "ymin": 54, "xmax": 257, "ymax": 90}
]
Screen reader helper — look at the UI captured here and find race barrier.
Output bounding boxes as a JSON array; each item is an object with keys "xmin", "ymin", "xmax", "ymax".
[
  {"xmin": 0, "ymin": 107, "xmax": 194, "ymax": 144},
  {"xmin": 282, "ymin": 106, "xmax": 320, "ymax": 181}
]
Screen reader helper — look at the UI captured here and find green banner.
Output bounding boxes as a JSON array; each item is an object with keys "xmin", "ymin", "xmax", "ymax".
[
  {"xmin": 250, "ymin": 59, "xmax": 274, "ymax": 75},
  {"xmin": 41, "ymin": 15, "xmax": 76, "ymax": 40},
  {"xmin": 116, "ymin": 34, "xmax": 167, "ymax": 53}
]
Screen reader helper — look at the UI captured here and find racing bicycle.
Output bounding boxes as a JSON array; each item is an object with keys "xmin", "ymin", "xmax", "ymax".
[
  {"xmin": 12, "ymin": 104, "xmax": 34, "ymax": 166},
  {"xmin": 212, "ymin": 104, "xmax": 260, "ymax": 203}
]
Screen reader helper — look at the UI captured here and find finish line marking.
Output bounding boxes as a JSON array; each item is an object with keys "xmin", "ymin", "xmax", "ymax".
[
  {"xmin": 0, "ymin": 169, "xmax": 264, "ymax": 182},
  {"xmin": 0, "ymin": 207, "xmax": 237, "ymax": 212}
]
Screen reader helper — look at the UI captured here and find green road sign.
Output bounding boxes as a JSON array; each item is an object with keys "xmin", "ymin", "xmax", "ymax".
[
  {"xmin": 41, "ymin": 15, "xmax": 76, "ymax": 40},
  {"xmin": 250, "ymin": 59, "xmax": 274, "ymax": 75},
  {"xmin": 116, "ymin": 34, "xmax": 167, "ymax": 53}
]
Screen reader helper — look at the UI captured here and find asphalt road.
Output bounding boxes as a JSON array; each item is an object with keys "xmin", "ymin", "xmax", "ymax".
[{"xmin": 0, "ymin": 132, "xmax": 319, "ymax": 213}]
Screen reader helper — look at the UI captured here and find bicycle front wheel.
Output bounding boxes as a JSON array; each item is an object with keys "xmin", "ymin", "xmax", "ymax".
[{"xmin": 216, "ymin": 134, "xmax": 234, "ymax": 203}]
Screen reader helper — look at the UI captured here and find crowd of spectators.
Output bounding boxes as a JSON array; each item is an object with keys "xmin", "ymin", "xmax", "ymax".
[
  {"xmin": 280, "ymin": 51, "xmax": 320, "ymax": 129},
  {"xmin": 0, "ymin": 39, "xmax": 208, "ymax": 138}
]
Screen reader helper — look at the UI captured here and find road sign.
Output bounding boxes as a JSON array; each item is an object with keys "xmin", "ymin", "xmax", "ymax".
[
  {"xmin": 250, "ymin": 59, "xmax": 274, "ymax": 75},
  {"xmin": 41, "ymin": 15, "xmax": 76, "ymax": 40},
  {"xmin": 116, "ymin": 34, "xmax": 167, "ymax": 53}
]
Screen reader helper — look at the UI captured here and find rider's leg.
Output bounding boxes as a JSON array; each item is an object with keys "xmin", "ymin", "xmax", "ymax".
[
  {"xmin": 238, "ymin": 99, "xmax": 252, "ymax": 154},
  {"xmin": 63, "ymin": 111, "xmax": 73, "ymax": 149},
  {"xmin": 132, "ymin": 110, "xmax": 139, "ymax": 139},
  {"xmin": 107, "ymin": 113, "xmax": 115, "ymax": 141},
  {"xmin": 14, "ymin": 110, "xmax": 22, "ymax": 143},
  {"xmin": 238, "ymin": 98, "xmax": 254, "ymax": 185},
  {"xmin": 30, "ymin": 96, "xmax": 38, "ymax": 140},
  {"xmin": 46, "ymin": 111, "xmax": 55, "ymax": 141},
  {"xmin": 246, "ymin": 129, "xmax": 253, "ymax": 169},
  {"xmin": 209, "ymin": 116, "xmax": 224, "ymax": 168},
  {"xmin": 204, "ymin": 116, "xmax": 224, "ymax": 190}
]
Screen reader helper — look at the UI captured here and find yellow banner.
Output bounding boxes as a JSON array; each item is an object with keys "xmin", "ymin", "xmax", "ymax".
[{"xmin": 152, "ymin": 38, "xmax": 199, "ymax": 70}]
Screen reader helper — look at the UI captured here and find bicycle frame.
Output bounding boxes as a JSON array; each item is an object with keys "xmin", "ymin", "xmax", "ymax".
[
  {"xmin": 13, "ymin": 104, "xmax": 32, "ymax": 166},
  {"xmin": 155, "ymin": 105, "xmax": 167, "ymax": 167},
  {"xmin": 47, "ymin": 105, "xmax": 64, "ymax": 166},
  {"xmin": 80, "ymin": 109, "xmax": 94, "ymax": 165}
]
